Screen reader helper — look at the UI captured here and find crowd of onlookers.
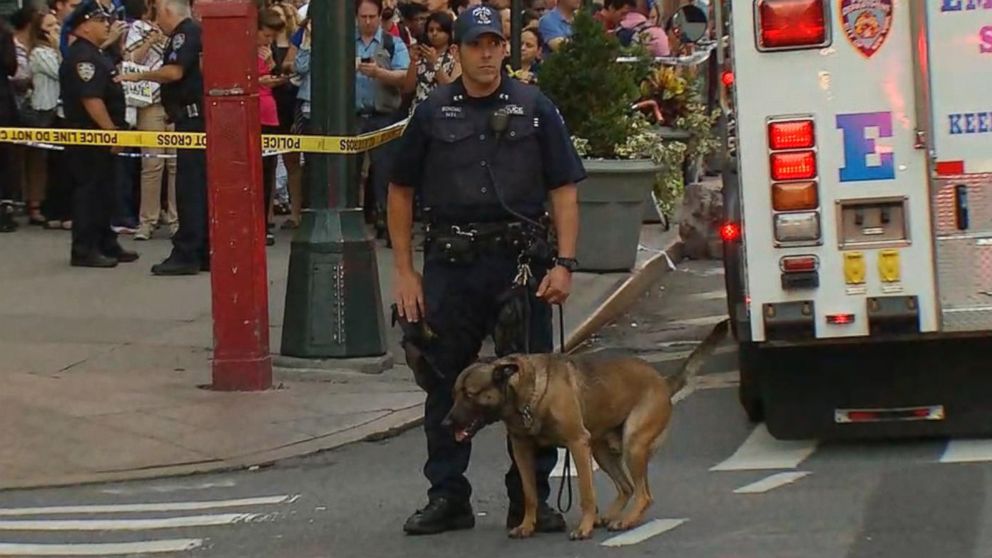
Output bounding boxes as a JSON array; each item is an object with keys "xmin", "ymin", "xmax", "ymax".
[{"xmin": 0, "ymin": 0, "xmax": 696, "ymax": 241}]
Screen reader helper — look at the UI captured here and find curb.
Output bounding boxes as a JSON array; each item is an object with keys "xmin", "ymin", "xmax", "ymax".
[
  {"xmin": 564, "ymin": 239, "xmax": 686, "ymax": 354},
  {"xmin": 1, "ymin": 239, "xmax": 686, "ymax": 493}
]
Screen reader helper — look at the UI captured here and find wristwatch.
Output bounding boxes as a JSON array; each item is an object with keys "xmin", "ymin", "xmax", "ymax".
[{"xmin": 554, "ymin": 257, "xmax": 579, "ymax": 272}]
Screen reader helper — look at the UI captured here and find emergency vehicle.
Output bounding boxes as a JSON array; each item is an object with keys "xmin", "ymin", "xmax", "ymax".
[{"xmin": 718, "ymin": 0, "xmax": 992, "ymax": 439}]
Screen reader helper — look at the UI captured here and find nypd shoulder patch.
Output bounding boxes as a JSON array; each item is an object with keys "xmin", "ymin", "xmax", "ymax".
[
  {"xmin": 172, "ymin": 33, "xmax": 185, "ymax": 51},
  {"xmin": 76, "ymin": 62, "xmax": 95, "ymax": 82}
]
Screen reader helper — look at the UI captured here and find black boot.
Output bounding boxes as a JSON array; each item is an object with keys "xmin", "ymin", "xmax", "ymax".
[
  {"xmin": 71, "ymin": 251, "xmax": 119, "ymax": 268},
  {"xmin": 506, "ymin": 501, "xmax": 567, "ymax": 532},
  {"xmin": 403, "ymin": 497, "xmax": 475, "ymax": 535},
  {"xmin": 103, "ymin": 244, "xmax": 140, "ymax": 263},
  {"xmin": 151, "ymin": 255, "xmax": 200, "ymax": 276}
]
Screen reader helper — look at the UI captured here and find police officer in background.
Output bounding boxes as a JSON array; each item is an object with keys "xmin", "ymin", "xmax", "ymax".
[
  {"xmin": 61, "ymin": 0, "xmax": 140, "ymax": 267},
  {"xmin": 119, "ymin": 0, "xmax": 206, "ymax": 275},
  {"xmin": 388, "ymin": 4, "xmax": 584, "ymax": 536}
]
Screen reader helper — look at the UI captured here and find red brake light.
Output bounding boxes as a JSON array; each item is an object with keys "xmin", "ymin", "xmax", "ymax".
[
  {"xmin": 826, "ymin": 313, "xmax": 855, "ymax": 325},
  {"xmin": 720, "ymin": 222, "xmax": 741, "ymax": 242},
  {"xmin": 771, "ymin": 151, "xmax": 817, "ymax": 181},
  {"xmin": 781, "ymin": 256, "xmax": 817, "ymax": 272},
  {"xmin": 721, "ymin": 71, "xmax": 735, "ymax": 87},
  {"xmin": 768, "ymin": 120, "xmax": 815, "ymax": 150},
  {"xmin": 757, "ymin": 0, "xmax": 828, "ymax": 49}
]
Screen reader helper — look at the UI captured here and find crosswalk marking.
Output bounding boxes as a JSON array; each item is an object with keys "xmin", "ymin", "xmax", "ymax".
[
  {"xmin": 0, "ymin": 513, "xmax": 261, "ymax": 531},
  {"xmin": 600, "ymin": 518, "xmax": 688, "ymax": 547},
  {"xmin": 710, "ymin": 425, "xmax": 818, "ymax": 471},
  {"xmin": 551, "ymin": 447, "xmax": 599, "ymax": 477},
  {"xmin": 0, "ymin": 539, "xmax": 203, "ymax": 556},
  {"xmin": 733, "ymin": 471, "xmax": 811, "ymax": 494},
  {"xmin": 940, "ymin": 440, "xmax": 992, "ymax": 463},
  {"xmin": 100, "ymin": 480, "xmax": 237, "ymax": 495},
  {"xmin": 0, "ymin": 494, "xmax": 298, "ymax": 516}
]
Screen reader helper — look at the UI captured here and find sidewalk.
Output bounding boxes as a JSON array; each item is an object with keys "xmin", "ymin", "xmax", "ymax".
[{"xmin": 0, "ymin": 218, "xmax": 678, "ymax": 490}]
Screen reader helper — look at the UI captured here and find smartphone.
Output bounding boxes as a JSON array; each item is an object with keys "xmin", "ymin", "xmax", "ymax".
[{"xmin": 361, "ymin": 57, "xmax": 372, "ymax": 63}]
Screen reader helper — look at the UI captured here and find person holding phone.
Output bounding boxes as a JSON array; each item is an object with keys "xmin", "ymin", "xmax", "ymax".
[{"xmin": 402, "ymin": 10, "xmax": 459, "ymax": 114}]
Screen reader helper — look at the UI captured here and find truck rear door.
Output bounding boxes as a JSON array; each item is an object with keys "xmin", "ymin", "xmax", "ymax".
[{"xmin": 731, "ymin": 0, "xmax": 936, "ymax": 342}]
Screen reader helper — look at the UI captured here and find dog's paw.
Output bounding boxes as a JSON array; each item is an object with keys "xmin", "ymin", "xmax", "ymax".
[
  {"xmin": 508, "ymin": 524, "xmax": 535, "ymax": 539},
  {"xmin": 569, "ymin": 526, "xmax": 594, "ymax": 541},
  {"xmin": 596, "ymin": 515, "xmax": 616, "ymax": 528},
  {"xmin": 607, "ymin": 519, "xmax": 634, "ymax": 532}
]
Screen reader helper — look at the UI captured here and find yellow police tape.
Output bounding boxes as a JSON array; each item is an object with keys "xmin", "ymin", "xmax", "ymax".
[{"xmin": 0, "ymin": 118, "xmax": 408, "ymax": 154}]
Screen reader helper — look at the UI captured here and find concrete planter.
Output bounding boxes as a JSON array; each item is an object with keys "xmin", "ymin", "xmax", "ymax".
[{"xmin": 576, "ymin": 158, "xmax": 661, "ymax": 272}]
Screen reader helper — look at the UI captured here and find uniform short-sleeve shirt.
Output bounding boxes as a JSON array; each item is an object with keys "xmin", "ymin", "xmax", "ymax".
[
  {"xmin": 161, "ymin": 17, "xmax": 204, "ymax": 114},
  {"xmin": 390, "ymin": 78, "xmax": 586, "ymax": 192},
  {"xmin": 59, "ymin": 37, "xmax": 126, "ymax": 129}
]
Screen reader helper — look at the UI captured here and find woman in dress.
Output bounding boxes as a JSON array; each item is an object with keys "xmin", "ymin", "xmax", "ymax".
[{"xmin": 402, "ymin": 10, "xmax": 460, "ymax": 113}]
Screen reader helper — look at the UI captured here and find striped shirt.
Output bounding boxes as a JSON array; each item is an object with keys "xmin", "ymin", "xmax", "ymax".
[{"xmin": 28, "ymin": 46, "xmax": 59, "ymax": 112}]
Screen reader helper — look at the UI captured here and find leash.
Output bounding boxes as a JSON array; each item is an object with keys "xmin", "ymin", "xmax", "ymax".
[{"xmin": 553, "ymin": 303, "xmax": 573, "ymax": 514}]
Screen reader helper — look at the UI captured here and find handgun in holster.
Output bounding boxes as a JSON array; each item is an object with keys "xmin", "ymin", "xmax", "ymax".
[{"xmin": 390, "ymin": 303, "xmax": 444, "ymax": 391}]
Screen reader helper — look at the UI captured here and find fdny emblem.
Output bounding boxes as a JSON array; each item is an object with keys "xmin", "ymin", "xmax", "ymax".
[
  {"xmin": 839, "ymin": 0, "xmax": 893, "ymax": 58},
  {"xmin": 172, "ymin": 32, "xmax": 185, "ymax": 51},
  {"xmin": 76, "ymin": 62, "xmax": 95, "ymax": 82}
]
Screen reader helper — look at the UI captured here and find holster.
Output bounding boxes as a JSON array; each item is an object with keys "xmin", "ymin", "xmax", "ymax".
[{"xmin": 390, "ymin": 303, "xmax": 443, "ymax": 392}]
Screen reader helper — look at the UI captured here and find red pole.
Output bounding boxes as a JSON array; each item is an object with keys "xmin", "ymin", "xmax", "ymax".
[{"xmin": 197, "ymin": 0, "xmax": 272, "ymax": 391}]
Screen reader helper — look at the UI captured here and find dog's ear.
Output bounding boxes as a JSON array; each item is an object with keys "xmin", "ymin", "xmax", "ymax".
[{"xmin": 492, "ymin": 362, "xmax": 519, "ymax": 385}]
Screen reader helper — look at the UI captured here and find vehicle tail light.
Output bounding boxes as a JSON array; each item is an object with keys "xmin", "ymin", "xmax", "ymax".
[
  {"xmin": 720, "ymin": 221, "xmax": 742, "ymax": 242},
  {"xmin": 826, "ymin": 313, "xmax": 855, "ymax": 325},
  {"xmin": 774, "ymin": 212, "xmax": 820, "ymax": 242},
  {"xmin": 771, "ymin": 151, "xmax": 817, "ymax": 181},
  {"xmin": 780, "ymin": 255, "xmax": 818, "ymax": 272},
  {"xmin": 772, "ymin": 181, "xmax": 818, "ymax": 211},
  {"xmin": 756, "ymin": 0, "xmax": 829, "ymax": 50},
  {"xmin": 768, "ymin": 120, "xmax": 815, "ymax": 150}
]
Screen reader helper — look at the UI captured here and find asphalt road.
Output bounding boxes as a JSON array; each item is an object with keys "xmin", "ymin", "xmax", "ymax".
[{"xmin": 3, "ymin": 262, "xmax": 992, "ymax": 557}]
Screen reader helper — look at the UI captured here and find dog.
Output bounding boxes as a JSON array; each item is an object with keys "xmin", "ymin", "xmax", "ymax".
[{"xmin": 442, "ymin": 352, "xmax": 678, "ymax": 540}]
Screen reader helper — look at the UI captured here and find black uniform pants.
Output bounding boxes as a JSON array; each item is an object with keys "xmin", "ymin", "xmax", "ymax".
[
  {"xmin": 170, "ymin": 117, "xmax": 208, "ymax": 265},
  {"xmin": 420, "ymin": 252, "xmax": 558, "ymax": 506},
  {"xmin": 69, "ymin": 144, "xmax": 118, "ymax": 258}
]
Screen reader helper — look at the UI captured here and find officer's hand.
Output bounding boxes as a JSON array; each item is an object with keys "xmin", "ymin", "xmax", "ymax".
[
  {"xmin": 537, "ymin": 266, "xmax": 572, "ymax": 305},
  {"xmin": 394, "ymin": 269, "xmax": 425, "ymax": 323}
]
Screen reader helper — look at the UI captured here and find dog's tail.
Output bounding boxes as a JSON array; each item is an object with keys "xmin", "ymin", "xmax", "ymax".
[{"xmin": 665, "ymin": 319, "xmax": 730, "ymax": 397}]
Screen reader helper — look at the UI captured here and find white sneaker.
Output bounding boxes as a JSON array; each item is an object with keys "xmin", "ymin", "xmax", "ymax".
[{"xmin": 134, "ymin": 224, "xmax": 154, "ymax": 241}]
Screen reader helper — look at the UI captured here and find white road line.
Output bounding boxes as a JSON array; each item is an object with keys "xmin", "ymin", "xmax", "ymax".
[
  {"xmin": 710, "ymin": 425, "xmax": 818, "ymax": 471},
  {"xmin": 693, "ymin": 371, "xmax": 739, "ymax": 391},
  {"xmin": 101, "ymin": 480, "xmax": 237, "ymax": 495},
  {"xmin": 0, "ymin": 539, "xmax": 203, "ymax": 556},
  {"xmin": 0, "ymin": 495, "xmax": 298, "ymax": 516},
  {"xmin": 0, "ymin": 513, "xmax": 261, "ymax": 531},
  {"xmin": 940, "ymin": 440, "xmax": 992, "ymax": 463},
  {"xmin": 686, "ymin": 290, "xmax": 726, "ymax": 301},
  {"xmin": 600, "ymin": 518, "xmax": 688, "ymax": 547},
  {"xmin": 733, "ymin": 471, "xmax": 811, "ymax": 494},
  {"xmin": 550, "ymin": 447, "xmax": 599, "ymax": 477},
  {"xmin": 671, "ymin": 315, "xmax": 727, "ymax": 327},
  {"xmin": 713, "ymin": 344, "xmax": 737, "ymax": 355}
]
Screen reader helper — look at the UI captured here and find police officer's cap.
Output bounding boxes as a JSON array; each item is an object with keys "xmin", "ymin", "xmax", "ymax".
[
  {"xmin": 64, "ymin": 0, "xmax": 112, "ymax": 33},
  {"xmin": 453, "ymin": 5, "xmax": 504, "ymax": 44}
]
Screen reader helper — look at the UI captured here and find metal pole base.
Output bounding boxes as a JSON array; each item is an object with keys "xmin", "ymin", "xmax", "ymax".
[{"xmin": 280, "ymin": 207, "xmax": 388, "ymax": 358}]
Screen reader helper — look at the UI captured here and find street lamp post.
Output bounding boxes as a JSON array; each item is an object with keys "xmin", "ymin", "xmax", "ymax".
[
  {"xmin": 510, "ymin": 0, "xmax": 522, "ymax": 69},
  {"xmin": 280, "ymin": 0, "xmax": 388, "ymax": 359}
]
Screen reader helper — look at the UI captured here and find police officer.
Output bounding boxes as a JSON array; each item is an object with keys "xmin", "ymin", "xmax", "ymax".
[
  {"xmin": 388, "ymin": 5, "xmax": 584, "ymax": 536},
  {"xmin": 61, "ymin": 0, "xmax": 139, "ymax": 267},
  {"xmin": 119, "ymin": 0, "xmax": 206, "ymax": 275}
]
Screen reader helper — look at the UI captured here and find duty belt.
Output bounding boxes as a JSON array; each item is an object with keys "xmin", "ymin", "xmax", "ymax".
[{"xmin": 424, "ymin": 219, "xmax": 551, "ymax": 265}]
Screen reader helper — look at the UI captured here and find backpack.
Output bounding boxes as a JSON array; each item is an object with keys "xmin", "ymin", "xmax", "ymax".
[{"xmin": 616, "ymin": 21, "xmax": 652, "ymax": 47}]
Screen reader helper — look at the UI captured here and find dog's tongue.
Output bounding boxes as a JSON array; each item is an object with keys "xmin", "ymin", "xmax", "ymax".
[{"xmin": 454, "ymin": 429, "xmax": 471, "ymax": 443}]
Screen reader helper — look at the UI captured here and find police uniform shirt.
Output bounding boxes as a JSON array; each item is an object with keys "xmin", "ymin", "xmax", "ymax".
[
  {"xmin": 59, "ymin": 37, "xmax": 126, "ymax": 129},
  {"xmin": 390, "ymin": 78, "xmax": 586, "ymax": 203},
  {"xmin": 161, "ymin": 17, "xmax": 204, "ymax": 118}
]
